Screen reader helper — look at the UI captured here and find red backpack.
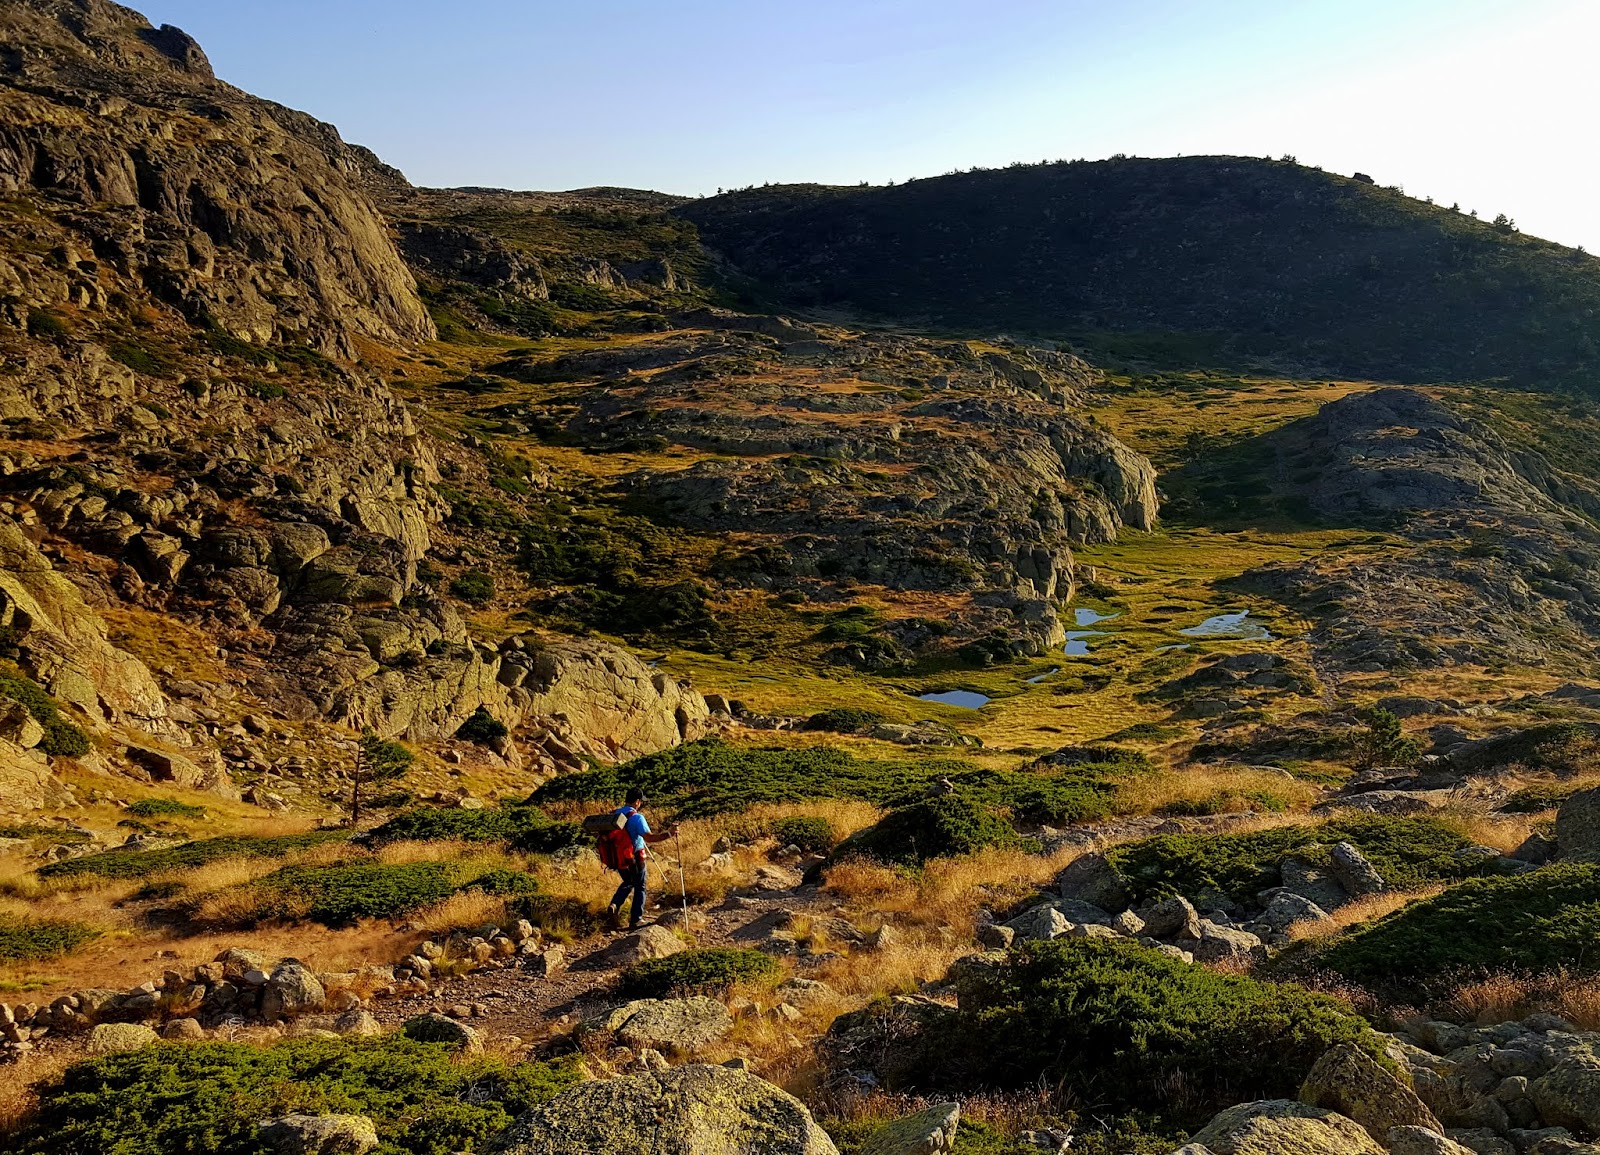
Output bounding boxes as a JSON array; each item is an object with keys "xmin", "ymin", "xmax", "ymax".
[{"xmin": 583, "ymin": 806, "xmax": 636, "ymax": 869}]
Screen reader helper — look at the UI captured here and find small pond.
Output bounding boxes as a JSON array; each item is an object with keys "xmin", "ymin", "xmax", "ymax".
[
  {"xmin": 1074, "ymin": 607, "xmax": 1120, "ymax": 627},
  {"xmin": 917, "ymin": 689, "xmax": 991, "ymax": 709},
  {"xmin": 1064, "ymin": 630, "xmax": 1105, "ymax": 656},
  {"xmin": 1178, "ymin": 611, "xmax": 1272, "ymax": 640}
]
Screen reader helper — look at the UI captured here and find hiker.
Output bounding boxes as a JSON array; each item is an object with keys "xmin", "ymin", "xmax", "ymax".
[{"xmin": 601, "ymin": 787, "xmax": 676, "ymax": 930}]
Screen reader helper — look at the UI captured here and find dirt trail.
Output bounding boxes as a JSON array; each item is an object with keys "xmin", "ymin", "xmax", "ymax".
[{"xmin": 370, "ymin": 884, "xmax": 834, "ymax": 1042}]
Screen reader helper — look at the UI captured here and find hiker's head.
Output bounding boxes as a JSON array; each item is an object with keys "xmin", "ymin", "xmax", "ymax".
[{"xmin": 625, "ymin": 787, "xmax": 645, "ymax": 809}]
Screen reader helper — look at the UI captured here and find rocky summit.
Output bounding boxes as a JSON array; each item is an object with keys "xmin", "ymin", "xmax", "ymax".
[{"xmin": 4, "ymin": 5, "xmax": 1600, "ymax": 1155}]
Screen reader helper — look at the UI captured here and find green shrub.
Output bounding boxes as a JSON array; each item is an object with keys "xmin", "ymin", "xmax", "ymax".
[
  {"xmin": 619, "ymin": 947, "xmax": 779, "ymax": 997},
  {"xmin": 449, "ymin": 570, "xmax": 496, "ymax": 605},
  {"xmin": 248, "ymin": 379, "xmax": 288, "ymax": 400},
  {"xmin": 11, "ymin": 1035, "xmax": 581, "ymax": 1155},
  {"xmin": 455, "ymin": 707, "xmax": 508, "ymax": 745},
  {"xmin": 1318, "ymin": 864, "xmax": 1600, "ymax": 998},
  {"xmin": 368, "ymin": 803, "xmax": 582, "ymax": 854},
  {"xmin": 38, "ymin": 832, "xmax": 346, "ymax": 880},
  {"xmin": 125, "ymin": 798, "xmax": 206, "ymax": 819},
  {"xmin": 1500, "ymin": 782, "xmax": 1587, "ymax": 813},
  {"xmin": 772, "ymin": 816, "xmax": 836, "ymax": 854},
  {"xmin": 1105, "ymin": 815, "xmax": 1501, "ymax": 906},
  {"xmin": 837, "ymin": 796, "xmax": 1019, "ymax": 865},
  {"xmin": 25, "ymin": 308, "xmax": 66, "ymax": 339},
  {"xmin": 251, "ymin": 861, "xmax": 480, "ymax": 927},
  {"xmin": 846, "ymin": 938, "xmax": 1375, "ymax": 1135},
  {"xmin": 804, "ymin": 707, "xmax": 887, "ymax": 734},
  {"xmin": 0, "ymin": 665, "xmax": 91, "ymax": 757},
  {"xmin": 1453, "ymin": 723, "xmax": 1600, "ymax": 775},
  {"xmin": 0, "ymin": 914, "xmax": 100, "ymax": 962}
]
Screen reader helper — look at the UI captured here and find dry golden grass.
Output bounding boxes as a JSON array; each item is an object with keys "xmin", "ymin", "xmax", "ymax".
[
  {"xmin": 1287, "ymin": 885, "xmax": 1446, "ymax": 944},
  {"xmin": 1114, "ymin": 764, "xmax": 1320, "ymax": 816},
  {"xmin": 1432, "ymin": 807, "xmax": 1535, "ymax": 853},
  {"xmin": 0, "ymin": 1046, "xmax": 75, "ymax": 1137},
  {"xmin": 409, "ymin": 890, "xmax": 510, "ymax": 937},
  {"xmin": 1446, "ymin": 969, "xmax": 1600, "ymax": 1030}
]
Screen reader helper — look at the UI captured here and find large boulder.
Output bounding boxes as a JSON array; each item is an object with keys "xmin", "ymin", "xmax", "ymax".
[
  {"xmin": 1555, "ymin": 788, "xmax": 1600, "ymax": 862},
  {"xmin": 1299, "ymin": 1044, "xmax": 1442, "ymax": 1142},
  {"xmin": 401, "ymin": 1013, "xmax": 483, "ymax": 1054},
  {"xmin": 261, "ymin": 962, "xmax": 326, "ymax": 1020},
  {"xmin": 485, "ymin": 1063, "xmax": 838, "ymax": 1155},
  {"xmin": 600, "ymin": 997, "xmax": 734, "ymax": 1056},
  {"xmin": 258, "ymin": 1114, "xmax": 379, "ymax": 1155},
  {"xmin": 1385, "ymin": 1128, "xmax": 1480, "ymax": 1155},
  {"xmin": 1005, "ymin": 903, "xmax": 1070, "ymax": 941},
  {"xmin": 1056, "ymin": 852, "xmax": 1131, "ymax": 910},
  {"xmin": 1142, "ymin": 895, "xmax": 1202, "ymax": 940},
  {"xmin": 1328, "ymin": 843, "xmax": 1386, "ymax": 896},
  {"xmin": 1188, "ymin": 1100, "xmax": 1385, "ymax": 1155}
]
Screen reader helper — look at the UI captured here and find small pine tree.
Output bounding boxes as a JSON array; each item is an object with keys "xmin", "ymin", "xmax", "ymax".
[
  {"xmin": 350, "ymin": 729, "xmax": 413, "ymax": 824},
  {"xmin": 1351, "ymin": 708, "xmax": 1421, "ymax": 771}
]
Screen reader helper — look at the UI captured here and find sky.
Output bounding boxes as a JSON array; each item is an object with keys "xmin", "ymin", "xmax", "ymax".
[{"xmin": 135, "ymin": 0, "xmax": 1600, "ymax": 250}]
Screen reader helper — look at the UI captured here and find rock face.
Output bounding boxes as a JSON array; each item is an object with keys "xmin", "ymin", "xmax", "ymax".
[
  {"xmin": 401, "ymin": 1013, "xmax": 483, "ymax": 1054},
  {"xmin": 0, "ymin": 514, "xmax": 165, "ymax": 725},
  {"xmin": 861, "ymin": 1102, "xmax": 961, "ymax": 1155},
  {"xmin": 86, "ymin": 1020, "xmax": 157, "ymax": 1054},
  {"xmin": 486, "ymin": 1064, "xmax": 839, "ymax": 1155},
  {"xmin": 0, "ymin": 0, "xmax": 432, "ymax": 354},
  {"xmin": 1188, "ymin": 1100, "xmax": 1386, "ymax": 1155}
]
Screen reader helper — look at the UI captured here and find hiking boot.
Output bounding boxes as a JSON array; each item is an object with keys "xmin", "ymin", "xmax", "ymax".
[{"xmin": 606, "ymin": 904, "xmax": 621, "ymax": 927}]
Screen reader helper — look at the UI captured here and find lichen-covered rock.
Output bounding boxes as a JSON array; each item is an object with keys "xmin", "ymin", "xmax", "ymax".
[
  {"xmin": 1056, "ymin": 852, "xmax": 1131, "ymax": 911},
  {"xmin": 601, "ymin": 924, "xmax": 686, "ymax": 967},
  {"xmin": 485, "ymin": 1063, "xmax": 838, "ymax": 1155},
  {"xmin": 1530, "ymin": 1057, "xmax": 1600, "ymax": 1134},
  {"xmin": 1005, "ymin": 903, "xmax": 1069, "ymax": 941},
  {"xmin": 1385, "ymin": 1127, "xmax": 1481, "ymax": 1155},
  {"xmin": 261, "ymin": 962, "xmax": 326, "ymax": 1020},
  {"xmin": 258, "ymin": 1114, "xmax": 379, "ymax": 1155},
  {"xmin": 1188, "ymin": 1100, "xmax": 1385, "ymax": 1155},
  {"xmin": 401, "ymin": 1012, "xmax": 483, "ymax": 1054},
  {"xmin": 862, "ymin": 1102, "xmax": 961, "ymax": 1155},
  {"xmin": 86, "ymin": 1021, "xmax": 158, "ymax": 1054},
  {"xmin": 600, "ymin": 997, "xmax": 734, "ymax": 1056},
  {"xmin": 1142, "ymin": 895, "xmax": 1202, "ymax": 940},
  {"xmin": 1299, "ymin": 1043, "xmax": 1442, "ymax": 1142}
]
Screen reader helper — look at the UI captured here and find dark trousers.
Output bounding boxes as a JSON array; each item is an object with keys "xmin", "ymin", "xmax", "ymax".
[{"xmin": 610, "ymin": 856, "xmax": 646, "ymax": 926}]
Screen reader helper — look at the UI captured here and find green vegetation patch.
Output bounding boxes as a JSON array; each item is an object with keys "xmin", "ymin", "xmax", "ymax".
[
  {"xmin": 124, "ymin": 798, "xmax": 206, "ymax": 820},
  {"xmin": 1106, "ymin": 815, "xmax": 1500, "ymax": 907},
  {"xmin": 534, "ymin": 737, "xmax": 1147, "ymax": 822},
  {"xmin": 0, "ymin": 664, "xmax": 90, "ymax": 757},
  {"xmin": 1500, "ymin": 782, "xmax": 1589, "ymax": 813},
  {"xmin": 1318, "ymin": 864, "xmax": 1600, "ymax": 998},
  {"xmin": 772, "ymin": 816, "xmax": 836, "ymax": 854},
  {"xmin": 247, "ymin": 861, "xmax": 540, "ymax": 927},
  {"xmin": 368, "ymin": 803, "xmax": 582, "ymax": 854},
  {"xmin": 837, "ymin": 795, "xmax": 1021, "ymax": 865},
  {"xmin": 840, "ymin": 938, "xmax": 1376, "ymax": 1136},
  {"xmin": 1453, "ymin": 723, "xmax": 1600, "ymax": 776},
  {"xmin": 37, "ymin": 831, "xmax": 347, "ymax": 881},
  {"xmin": 10, "ymin": 1035, "xmax": 581, "ymax": 1155},
  {"xmin": 618, "ymin": 947, "xmax": 779, "ymax": 997},
  {"xmin": 0, "ymin": 914, "xmax": 100, "ymax": 963}
]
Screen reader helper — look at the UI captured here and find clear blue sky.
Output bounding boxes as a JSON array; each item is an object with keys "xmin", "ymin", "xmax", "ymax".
[{"xmin": 137, "ymin": 0, "xmax": 1599, "ymax": 249}]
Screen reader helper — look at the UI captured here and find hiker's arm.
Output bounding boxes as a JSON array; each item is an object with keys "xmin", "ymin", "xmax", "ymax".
[{"xmin": 641, "ymin": 826, "xmax": 677, "ymax": 843}]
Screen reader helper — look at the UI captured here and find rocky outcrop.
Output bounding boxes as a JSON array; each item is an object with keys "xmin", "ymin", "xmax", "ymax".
[
  {"xmin": 486, "ymin": 1064, "xmax": 839, "ymax": 1155},
  {"xmin": 0, "ymin": 0, "xmax": 433, "ymax": 355},
  {"xmin": 0, "ymin": 513, "xmax": 165, "ymax": 725}
]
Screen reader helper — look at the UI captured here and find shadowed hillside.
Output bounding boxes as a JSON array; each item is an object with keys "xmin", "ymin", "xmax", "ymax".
[{"xmin": 681, "ymin": 156, "xmax": 1600, "ymax": 388}]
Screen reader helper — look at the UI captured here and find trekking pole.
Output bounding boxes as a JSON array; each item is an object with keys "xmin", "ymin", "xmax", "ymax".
[{"xmin": 674, "ymin": 826, "xmax": 692, "ymax": 944}]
